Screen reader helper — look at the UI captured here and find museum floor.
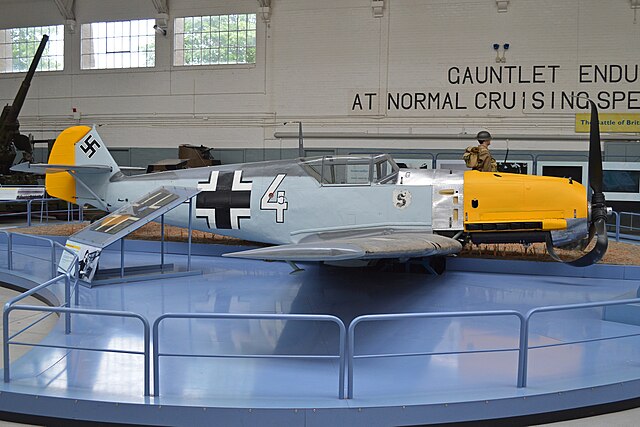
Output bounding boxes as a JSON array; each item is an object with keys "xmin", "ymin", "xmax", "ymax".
[{"xmin": 0, "ymin": 237, "xmax": 640, "ymax": 425}]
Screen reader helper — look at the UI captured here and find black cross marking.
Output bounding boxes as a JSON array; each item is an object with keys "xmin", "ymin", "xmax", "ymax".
[
  {"xmin": 80, "ymin": 135, "xmax": 101, "ymax": 159},
  {"xmin": 196, "ymin": 171, "xmax": 252, "ymax": 230}
]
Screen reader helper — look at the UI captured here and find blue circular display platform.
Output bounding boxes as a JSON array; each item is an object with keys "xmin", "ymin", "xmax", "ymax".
[{"xmin": 1, "ymin": 239, "xmax": 639, "ymax": 426}]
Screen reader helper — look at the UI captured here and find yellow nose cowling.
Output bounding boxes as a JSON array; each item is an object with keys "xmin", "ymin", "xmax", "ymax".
[{"xmin": 463, "ymin": 170, "xmax": 588, "ymax": 232}]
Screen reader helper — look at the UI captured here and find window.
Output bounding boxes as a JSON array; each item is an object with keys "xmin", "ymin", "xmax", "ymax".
[
  {"xmin": 0, "ymin": 25, "xmax": 64, "ymax": 73},
  {"xmin": 174, "ymin": 14, "xmax": 256, "ymax": 66},
  {"xmin": 302, "ymin": 155, "xmax": 398, "ymax": 186},
  {"xmin": 541, "ymin": 166, "xmax": 584, "ymax": 184},
  {"xmin": 81, "ymin": 19, "xmax": 155, "ymax": 70},
  {"xmin": 320, "ymin": 157, "xmax": 368, "ymax": 185},
  {"xmin": 374, "ymin": 156, "xmax": 399, "ymax": 184},
  {"xmin": 603, "ymin": 170, "xmax": 640, "ymax": 193}
]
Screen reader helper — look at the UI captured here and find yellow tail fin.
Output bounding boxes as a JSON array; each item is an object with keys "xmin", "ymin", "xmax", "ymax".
[
  {"xmin": 45, "ymin": 125, "xmax": 120, "ymax": 208},
  {"xmin": 45, "ymin": 126, "xmax": 91, "ymax": 203}
]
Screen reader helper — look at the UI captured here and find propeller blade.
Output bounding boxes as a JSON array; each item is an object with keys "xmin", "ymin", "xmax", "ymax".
[
  {"xmin": 579, "ymin": 222, "xmax": 596, "ymax": 251},
  {"xmin": 545, "ymin": 99, "xmax": 608, "ymax": 267},
  {"xmin": 587, "ymin": 100, "xmax": 603, "ymax": 194},
  {"xmin": 566, "ymin": 219, "xmax": 608, "ymax": 267},
  {"xmin": 545, "ymin": 219, "xmax": 608, "ymax": 267}
]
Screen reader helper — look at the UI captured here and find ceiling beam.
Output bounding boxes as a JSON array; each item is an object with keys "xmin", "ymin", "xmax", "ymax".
[
  {"xmin": 53, "ymin": 0, "xmax": 76, "ymax": 33},
  {"xmin": 258, "ymin": 0, "xmax": 271, "ymax": 22},
  {"xmin": 151, "ymin": 0, "xmax": 169, "ymax": 15},
  {"xmin": 53, "ymin": 0, "xmax": 75, "ymax": 20}
]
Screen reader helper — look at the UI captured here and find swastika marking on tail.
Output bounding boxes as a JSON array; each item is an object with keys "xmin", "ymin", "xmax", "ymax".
[{"xmin": 80, "ymin": 135, "xmax": 101, "ymax": 159}]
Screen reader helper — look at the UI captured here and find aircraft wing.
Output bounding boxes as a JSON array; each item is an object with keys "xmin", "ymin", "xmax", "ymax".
[
  {"xmin": 223, "ymin": 231, "xmax": 462, "ymax": 262},
  {"xmin": 11, "ymin": 162, "xmax": 112, "ymax": 174}
]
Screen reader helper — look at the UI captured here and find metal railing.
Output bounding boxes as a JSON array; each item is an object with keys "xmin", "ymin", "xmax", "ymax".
[
  {"xmin": 0, "ymin": 231, "xmax": 83, "ymax": 328},
  {"xmin": 2, "ymin": 237, "xmax": 78, "ymax": 384},
  {"xmin": 0, "ymin": 197, "xmax": 85, "ymax": 226},
  {"xmin": 520, "ymin": 298, "xmax": 640, "ymax": 387},
  {"xmin": 607, "ymin": 210, "xmax": 640, "ymax": 241},
  {"xmin": 611, "ymin": 211, "xmax": 640, "ymax": 240},
  {"xmin": 153, "ymin": 313, "xmax": 346, "ymax": 398},
  {"xmin": 3, "ymin": 302, "xmax": 151, "ymax": 395},
  {"xmin": 347, "ymin": 311, "xmax": 525, "ymax": 398},
  {"xmin": 0, "ymin": 231, "xmax": 60, "ymax": 279},
  {"xmin": 347, "ymin": 299, "xmax": 640, "ymax": 398},
  {"xmin": 609, "ymin": 210, "xmax": 621, "ymax": 241},
  {"xmin": 2, "ymin": 233, "xmax": 640, "ymax": 400},
  {"xmin": 1, "ymin": 231, "xmax": 151, "ymax": 396}
]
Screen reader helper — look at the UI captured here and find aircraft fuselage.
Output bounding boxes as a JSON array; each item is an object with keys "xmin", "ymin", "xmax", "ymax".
[{"xmin": 98, "ymin": 156, "xmax": 588, "ymax": 248}]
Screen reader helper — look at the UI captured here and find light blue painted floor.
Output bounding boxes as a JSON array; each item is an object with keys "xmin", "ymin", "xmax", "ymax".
[{"xmin": 1, "ymin": 243, "xmax": 640, "ymax": 424}]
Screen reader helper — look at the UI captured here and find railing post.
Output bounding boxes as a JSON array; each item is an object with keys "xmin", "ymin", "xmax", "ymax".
[
  {"xmin": 3, "ymin": 306, "xmax": 10, "ymax": 382},
  {"xmin": 160, "ymin": 214, "xmax": 165, "ymax": 272},
  {"xmin": 143, "ymin": 317, "xmax": 151, "ymax": 397},
  {"xmin": 187, "ymin": 197, "xmax": 193, "ymax": 271},
  {"xmin": 338, "ymin": 321, "xmax": 346, "ymax": 399},
  {"xmin": 7, "ymin": 233, "xmax": 12, "ymax": 271},
  {"xmin": 74, "ymin": 257, "xmax": 80, "ymax": 306},
  {"xmin": 39, "ymin": 198, "xmax": 44, "ymax": 224},
  {"xmin": 153, "ymin": 317, "xmax": 161, "ymax": 397},
  {"xmin": 518, "ymin": 315, "xmax": 531, "ymax": 388},
  {"xmin": 120, "ymin": 239, "xmax": 125, "ymax": 278},
  {"xmin": 65, "ymin": 273, "xmax": 71, "ymax": 334},
  {"xmin": 51, "ymin": 243, "xmax": 56, "ymax": 279},
  {"xmin": 347, "ymin": 320, "xmax": 356, "ymax": 399},
  {"xmin": 27, "ymin": 200, "xmax": 32, "ymax": 227}
]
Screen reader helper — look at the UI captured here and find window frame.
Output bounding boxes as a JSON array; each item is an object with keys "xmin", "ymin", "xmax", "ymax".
[
  {"xmin": 80, "ymin": 18, "xmax": 156, "ymax": 71},
  {"xmin": 173, "ymin": 13, "xmax": 257, "ymax": 68},
  {"xmin": 300, "ymin": 155, "xmax": 398, "ymax": 187},
  {"xmin": 0, "ymin": 24, "xmax": 65, "ymax": 74}
]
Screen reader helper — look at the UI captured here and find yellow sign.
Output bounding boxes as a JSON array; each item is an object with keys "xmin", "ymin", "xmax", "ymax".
[{"xmin": 575, "ymin": 113, "xmax": 640, "ymax": 133}]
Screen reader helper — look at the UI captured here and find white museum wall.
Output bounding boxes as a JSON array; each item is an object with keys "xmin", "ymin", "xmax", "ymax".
[{"xmin": 0, "ymin": 0, "xmax": 638, "ymax": 152}]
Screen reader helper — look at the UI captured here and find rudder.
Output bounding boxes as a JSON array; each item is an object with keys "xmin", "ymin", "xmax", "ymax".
[{"xmin": 46, "ymin": 125, "xmax": 120, "ymax": 209}]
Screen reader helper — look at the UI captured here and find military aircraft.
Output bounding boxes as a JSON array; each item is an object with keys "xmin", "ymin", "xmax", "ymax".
[{"xmin": 13, "ymin": 102, "xmax": 608, "ymax": 271}]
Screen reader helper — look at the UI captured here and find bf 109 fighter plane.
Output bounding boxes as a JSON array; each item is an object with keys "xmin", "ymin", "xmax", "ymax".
[{"xmin": 14, "ymin": 102, "xmax": 609, "ymax": 270}]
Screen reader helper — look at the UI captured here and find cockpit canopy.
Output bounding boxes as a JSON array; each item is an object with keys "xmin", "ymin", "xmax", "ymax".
[{"xmin": 301, "ymin": 154, "xmax": 399, "ymax": 185}]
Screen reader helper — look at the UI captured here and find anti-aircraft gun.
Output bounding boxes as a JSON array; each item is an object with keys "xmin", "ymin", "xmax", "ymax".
[{"xmin": 0, "ymin": 35, "xmax": 48, "ymax": 184}]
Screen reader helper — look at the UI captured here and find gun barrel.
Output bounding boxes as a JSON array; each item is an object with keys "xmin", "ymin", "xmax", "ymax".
[{"xmin": 3, "ymin": 35, "xmax": 49, "ymax": 127}]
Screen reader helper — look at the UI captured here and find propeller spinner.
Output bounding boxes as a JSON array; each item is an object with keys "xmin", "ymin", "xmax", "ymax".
[{"xmin": 546, "ymin": 100, "xmax": 609, "ymax": 266}]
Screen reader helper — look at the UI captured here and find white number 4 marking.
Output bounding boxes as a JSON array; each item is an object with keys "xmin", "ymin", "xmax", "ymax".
[{"xmin": 261, "ymin": 174, "xmax": 288, "ymax": 223}]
